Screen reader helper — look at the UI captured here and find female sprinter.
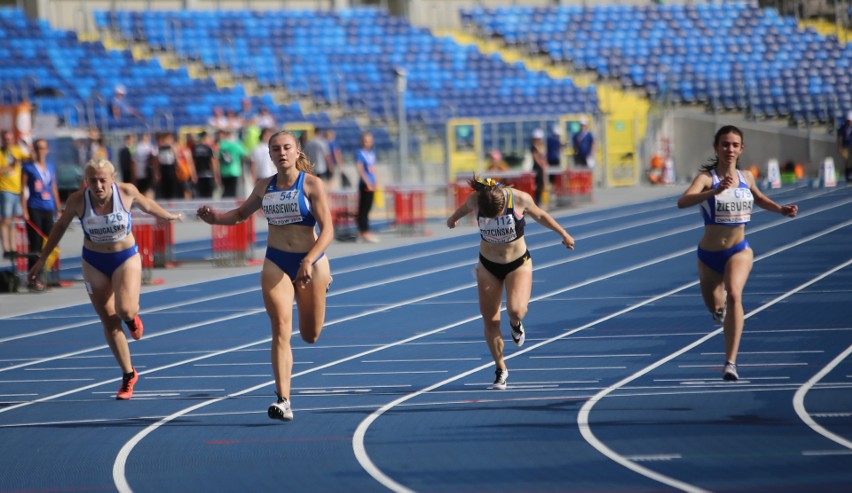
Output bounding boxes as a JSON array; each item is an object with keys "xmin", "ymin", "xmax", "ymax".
[
  {"xmin": 29, "ymin": 158, "xmax": 182, "ymax": 399},
  {"xmin": 447, "ymin": 177, "xmax": 574, "ymax": 389},
  {"xmin": 197, "ymin": 130, "xmax": 333, "ymax": 421},
  {"xmin": 677, "ymin": 125, "xmax": 797, "ymax": 381}
]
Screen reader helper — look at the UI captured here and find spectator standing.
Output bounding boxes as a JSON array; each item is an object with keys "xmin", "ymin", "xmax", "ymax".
[
  {"xmin": 546, "ymin": 124, "xmax": 563, "ymax": 169},
  {"xmin": 304, "ymin": 128, "xmax": 332, "ymax": 182},
  {"xmin": 254, "ymin": 107, "xmax": 276, "ymax": 130},
  {"xmin": 208, "ymin": 107, "xmax": 228, "ymax": 133},
  {"xmin": 118, "ymin": 134, "xmax": 135, "ymax": 183},
  {"xmin": 109, "ymin": 85, "xmax": 141, "ymax": 122},
  {"xmin": 192, "ymin": 131, "xmax": 219, "ymax": 199},
  {"xmin": 355, "ymin": 131, "xmax": 379, "ymax": 243},
  {"xmin": 153, "ymin": 132, "xmax": 180, "ymax": 200},
  {"xmin": 217, "ymin": 130, "xmax": 248, "ymax": 198},
  {"xmin": 572, "ymin": 117, "xmax": 595, "ymax": 167},
  {"xmin": 837, "ymin": 111, "xmax": 852, "ymax": 181},
  {"xmin": 132, "ymin": 133, "xmax": 155, "ymax": 198},
  {"xmin": 0, "ymin": 130, "xmax": 26, "ymax": 258},
  {"xmin": 20, "ymin": 139, "xmax": 60, "ymax": 291},
  {"xmin": 251, "ymin": 127, "xmax": 277, "ymax": 181},
  {"xmin": 530, "ymin": 129, "xmax": 546, "ymax": 205},
  {"xmin": 325, "ymin": 128, "xmax": 346, "ymax": 188}
]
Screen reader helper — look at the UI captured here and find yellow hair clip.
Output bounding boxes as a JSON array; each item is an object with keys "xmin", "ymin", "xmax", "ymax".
[{"xmin": 475, "ymin": 177, "xmax": 501, "ymax": 188}]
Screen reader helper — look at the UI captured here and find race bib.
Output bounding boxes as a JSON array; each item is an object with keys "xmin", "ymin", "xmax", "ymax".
[
  {"xmin": 715, "ymin": 187, "xmax": 753, "ymax": 224},
  {"xmin": 479, "ymin": 214, "xmax": 517, "ymax": 243},
  {"xmin": 84, "ymin": 212, "xmax": 129, "ymax": 242},
  {"xmin": 263, "ymin": 190, "xmax": 303, "ymax": 226}
]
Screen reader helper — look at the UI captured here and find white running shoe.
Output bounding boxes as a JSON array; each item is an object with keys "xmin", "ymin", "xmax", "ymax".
[
  {"xmin": 722, "ymin": 362, "xmax": 739, "ymax": 382},
  {"xmin": 268, "ymin": 397, "xmax": 294, "ymax": 421},
  {"xmin": 491, "ymin": 368, "xmax": 508, "ymax": 390},
  {"xmin": 712, "ymin": 307, "xmax": 726, "ymax": 325},
  {"xmin": 511, "ymin": 321, "xmax": 525, "ymax": 347}
]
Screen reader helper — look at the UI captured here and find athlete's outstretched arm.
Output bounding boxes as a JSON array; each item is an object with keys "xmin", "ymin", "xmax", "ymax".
[{"xmin": 514, "ymin": 189, "xmax": 574, "ymax": 250}]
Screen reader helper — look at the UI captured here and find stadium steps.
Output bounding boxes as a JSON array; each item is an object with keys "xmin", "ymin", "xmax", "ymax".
[
  {"xmin": 435, "ymin": 28, "xmax": 649, "ymax": 140},
  {"xmin": 800, "ymin": 18, "xmax": 851, "ymax": 45},
  {"xmin": 87, "ymin": 20, "xmax": 358, "ymax": 123}
]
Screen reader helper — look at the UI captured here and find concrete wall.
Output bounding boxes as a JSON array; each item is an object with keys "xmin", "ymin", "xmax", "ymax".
[{"xmin": 668, "ymin": 110, "xmax": 840, "ymax": 183}]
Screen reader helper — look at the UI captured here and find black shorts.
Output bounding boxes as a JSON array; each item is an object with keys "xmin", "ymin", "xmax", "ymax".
[{"xmin": 478, "ymin": 250, "xmax": 531, "ymax": 281}]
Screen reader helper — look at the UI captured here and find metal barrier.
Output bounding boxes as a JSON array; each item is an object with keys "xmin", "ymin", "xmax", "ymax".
[
  {"xmin": 328, "ymin": 190, "xmax": 359, "ymax": 242},
  {"xmin": 388, "ymin": 186, "xmax": 427, "ymax": 235}
]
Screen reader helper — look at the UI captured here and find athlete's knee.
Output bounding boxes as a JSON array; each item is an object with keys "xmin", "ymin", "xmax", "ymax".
[
  {"xmin": 506, "ymin": 305, "xmax": 527, "ymax": 322},
  {"xmin": 726, "ymin": 289, "xmax": 743, "ymax": 306},
  {"xmin": 115, "ymin": 303, "xmax": 139, "ymax": 322}
]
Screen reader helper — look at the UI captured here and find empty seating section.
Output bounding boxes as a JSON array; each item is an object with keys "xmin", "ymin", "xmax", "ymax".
[
  {"xmin": 0, "ymin": 9, "xmax": 311, "ymax": 131},
  {"xmin": 462, "ymin": 3, "xmax": 852, "ymax": 125},
  {"xmin": 95, "ymin": 9, "xmax": 596, "ymax": 123}
]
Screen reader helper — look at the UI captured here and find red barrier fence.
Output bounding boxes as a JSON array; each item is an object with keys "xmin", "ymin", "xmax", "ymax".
[
  {"xmin": 551, "ymin": 168, "xmax": 593, "ymax": 206},
  {"xmin": 389, "ymin": 186, "xmax": 426, "ymax": 235},
  {"xmin": 211, "ymin": 215, "xmax": 255, "ymax": 266},
  {"xmin": 328, "ymin": 190, "xmax": 358, "ymax": 241},
  {"xmin": 131, "ymin": 220, "xmax": 155, "ymax": 285}
]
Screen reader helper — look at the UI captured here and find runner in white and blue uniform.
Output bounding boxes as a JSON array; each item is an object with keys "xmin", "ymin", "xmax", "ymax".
[
  {"xmin": 197, "ymin": 130, "xmax": 334, "ymax": 423},
  {"xmin": 29, "ymin": 158, "xmax": 181, "ymax": 400},
  {"xmin": 678, "ymin": 125, "xmax": 798, "ymax": 381},
  {"xmin": 448, "ymin": 176, "xmax": 574, "ymax": 390}
]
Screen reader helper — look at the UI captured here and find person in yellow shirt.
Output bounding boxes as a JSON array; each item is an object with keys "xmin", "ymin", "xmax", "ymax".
[{"xmin": 0, "ymin": 130, "xmax": 26, "ymax": 258}]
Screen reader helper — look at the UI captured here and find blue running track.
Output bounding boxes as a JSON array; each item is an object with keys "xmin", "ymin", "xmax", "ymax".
[{"xmin": 1, "ymin": 185, "xmax": 851, "ymax": 492}]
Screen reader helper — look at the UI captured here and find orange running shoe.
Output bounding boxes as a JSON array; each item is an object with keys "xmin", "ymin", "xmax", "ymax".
[
  {"xmin": 127, "ymin": 315, "xmax": 144, "ymax": 340},
  {"xmin": 116, "ymin": 368, "xmax": 138, "ymax": 400}
]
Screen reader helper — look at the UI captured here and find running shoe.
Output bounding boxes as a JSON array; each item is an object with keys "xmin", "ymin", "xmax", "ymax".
[
  {"xmin": 511, "ymin": 320, "xmax": 525, "ymax": 347},
  {"xmin": 722, "ymin": 362, "xmax": 739, "ymax": 382},
  {"xmin": 712, "ymin": 307, "xmax": 726, "ymax": 325},
  {"xmin": 491, "ymin": 368, "xmax": 508, "ymax": 390},
  {"xmin": 268, "ymin": 396, "xmax": 294, "ymax": 422},
  {"xmin": 127, "ymin": 315, "xmax": 144, "ymax": 340},
  {"xmin": 116, "ymin": 368, "xmax": 138, "ymax": 400}
]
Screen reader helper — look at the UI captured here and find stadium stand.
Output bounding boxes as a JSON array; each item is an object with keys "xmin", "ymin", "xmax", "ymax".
[
  {"xmin": 93, "ymin": 9, "xmax": 598, "ymax": 125},
  {"xmin": 461, "ymin": 2, "xmax": 852, "ymax": 127}
]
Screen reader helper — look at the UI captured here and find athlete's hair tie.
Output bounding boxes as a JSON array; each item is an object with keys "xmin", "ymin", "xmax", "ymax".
[{"xmin": 472, "ymin": 176, "xmax": 501, "ymax": 191}]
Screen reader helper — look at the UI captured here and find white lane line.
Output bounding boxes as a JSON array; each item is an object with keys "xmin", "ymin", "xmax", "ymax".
[
  {"xmin": 110, "ymin": 205, "xmax": 753, "ymax": 492},
  {"xmin": 625, "ymin": 454, "xmax": 683, "ymax": 462},
  {"xmin": 352, "ymin": 223, "xmax": 852, "ymax": 493},
  {"xmin": 531, "ymin": 354, "xmax": 651, "ymax": 359},
  {"xmin": 510, "ymin": 367, "xmax": 627, "ymax": 371},
  {"xmin": 577, "ymin": 257, "xmax": 852, "ymax": 493},
  {"xmin": 144, "ymin": 375, "xmax": 270, "ymax": 379},
  {"xmin": 654, "ymin": 376, "xmax": 790, "ymax": 382},
  {"xmin": 322, "ymin": 371, "xmax": 448, "ymax": 376},
  {"xmin": 802, "ymin": 450, "xmax": 852, "ymax": 456},
  {"xmin": 361, "ymin": 358, "xmax": 482, "ymax": 363},
  {"xmin": 25, "ymin": 366, "xmax": 144, "ymax": 371},
  {"xmin": 700, "ymin": 351, "xmax": 824, "ymax": 355},
  {"xmin": 677, "ymin": 363, "xmax": 808, "ymax": 368},
  {"xmin": 0, "ymin": 208, "xmax": 708, "ymax": 373},
  {"xmin": 793, "ymin": 343, "xmax": 852, "ymax": 451},
  {"xmin": 0, "ymin": 379, "xmax": 94, "ymax": 383}
]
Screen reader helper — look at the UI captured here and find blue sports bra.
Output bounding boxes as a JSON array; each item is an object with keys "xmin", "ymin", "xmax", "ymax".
[{"xmin": 261, "ymin": 172, "xmax": 316, "ymax": 227}]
